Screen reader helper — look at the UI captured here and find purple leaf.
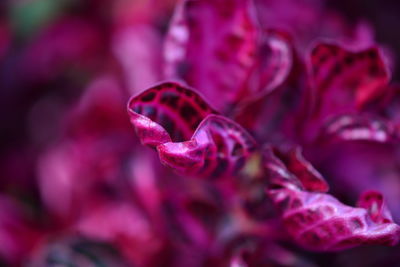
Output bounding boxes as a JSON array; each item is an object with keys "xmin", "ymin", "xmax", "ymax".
[
  {"xmin": 127, "ymin": 81, "xmax": 218, "ymax": 147},
  {"xmin": 232, "ymin": 31, "xmax": 300, "ymax": 144},
  {"xmin": 271, "ymin": 189, "xmax": 400, "ymax": 251},
  {"xmin": 243, "ymin": 29, "xmax": 293, "ymax": 101},
  {"xmin": 164, "ymin": 1, "xmax": 295, "ymax": 112},
  {"xmin": 128, "ymin": 82, "xmax": 257, "ymax": 178},
  {"xmin": 164, "ymin": 0, "xmax": 259, "ymax": 110},
  {"xmin": 309, "ymin": 43, "xmax": 390, "ymax": 120},
  {"xmin": 319, "ymin": 114, "xmax": 397, "ymax": 143},
  {"xmin": 357, "ymin": 191, "xmax": 395, "ymax": 224},
  {"xmin": 262, "ymin": 146, "xmax": 303, "ymax": 191},
  {"xmin": 275, "ymin": 147, "xmax": 329, "ymax": 193},
  {"xmin": 264, "ymin": 148, "xmax": 400, "ymax": 251},
  {"xmin": 312, "ymin": 141, "xmax": 400, "ymax": 222},
  {"xmin": 158, "ymin": 114, "xmax": 257, "ymax": 178}
]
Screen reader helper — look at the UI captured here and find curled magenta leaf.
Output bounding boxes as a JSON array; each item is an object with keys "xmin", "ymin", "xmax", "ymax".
[
  {"xmin": 264, "ymin": 147, "xmax": 400, "ymax": 251},
  {"xmin": 164, "ymin": 0, "xmax": 293, "ymax": 111},
  {"xmin": 158, "ymin": 114, "xmax": 258, "ymax": 178},
  {"xmin": 128, "ymin": 82, "xmax": 257, "ymax": 178},
  {"xmin": 127, "ymin": 81, "xmax": 218, "ymax": 147}
]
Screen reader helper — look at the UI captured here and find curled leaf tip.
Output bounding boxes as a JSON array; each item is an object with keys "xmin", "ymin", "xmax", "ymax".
[
  {"xmin": 264, "ymin": 147, "xmax": 400, "ymax": 251},
  {"xmin": 127, "ymin": 81, "xmax": 218, "ymax": 147},
  {"xmin": 158, "ymin": 114, "xmax": 258, "ymax": 178}
]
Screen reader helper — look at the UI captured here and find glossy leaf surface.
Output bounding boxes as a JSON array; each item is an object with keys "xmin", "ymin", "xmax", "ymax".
[
  {"xmin": 128, "ymin": 81, "xmax": 218, "ymax": 147},
  {"xmin": 158, "ymin": 114, "xmax": 257, "ymax": 178},
  {"xmin": 263, "ymin": 147, "xmax": 400, "ymax": 251}
]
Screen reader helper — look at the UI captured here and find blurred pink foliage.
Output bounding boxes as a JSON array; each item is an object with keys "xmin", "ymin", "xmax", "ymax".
[{"xmin": 1, "ymin": 0, "xmax": 400, "ymax": 266}]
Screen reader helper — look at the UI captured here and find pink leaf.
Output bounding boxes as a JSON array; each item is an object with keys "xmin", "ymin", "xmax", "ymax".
[
  {"xmin": 243, "ymin": 30, "xmax": 293, "ymax": 101},
  {"xmin": 319, "ymin": 114, "xmax": 397, "ymax": 143},
  {"xmin": 164, "ymin": 0, "xmax": 259, "ymax": 110},
  {"xmin": 309, "ymin": 43, "xmax": 390, "ymax": 119},
  {"xmin": 164, "ymin": 1, "xmax": 295, "ymax": 111},
  {"xmin": 276, "ymin": 147, "xmax": 329, "ymax": 192},
  {"xmin": 264, "ymin": 148, "xmax": 400, "ymax": 251},
  {"xmin": 158, "ymin": 114, "xmax": 257, "ymax": 178},
  {"xmin": 127, "ymin": 82, "xmax": 218, "ymax": 147},
  {"xmin": 128, "ymin": 82, "xmax": 257, "ymax": 178},
  {"xmin": 262, "ymin": 147, "xmax": 303, "ymax": 191},
  {"xmin": 357, "ymin": 191, "xmax": 394, "ymax": 224}
]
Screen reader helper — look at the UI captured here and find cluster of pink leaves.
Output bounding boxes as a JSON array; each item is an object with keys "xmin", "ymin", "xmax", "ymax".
[
  {"xmin": 1, "ymin": 0, "xmax": 400, "ymax": 266},
  {"xmin": 127, "ymin": 0, "xmax": 400, "ymax": 259}
]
